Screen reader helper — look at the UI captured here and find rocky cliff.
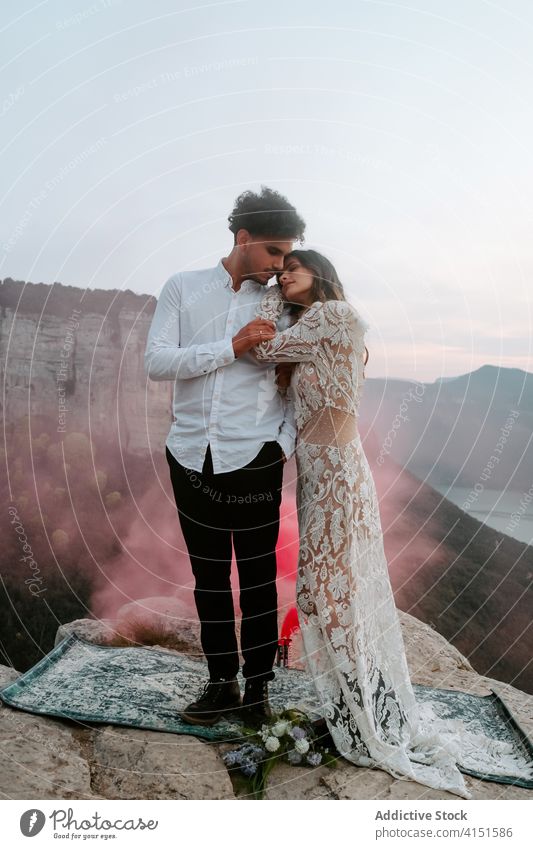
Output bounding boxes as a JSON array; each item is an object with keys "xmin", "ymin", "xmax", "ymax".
[
  {"xmin": 0, "ymin": 279, "xmax": 172, "ymax": 455},
  {"xmin": 0, "ymin": 612, "xmax": 531, "ymax": 801}
]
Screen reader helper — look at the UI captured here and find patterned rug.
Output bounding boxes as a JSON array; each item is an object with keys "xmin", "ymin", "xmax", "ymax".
[{"xmin": 1, "ymin": 633, "xmax": 532, "ymax": 788}]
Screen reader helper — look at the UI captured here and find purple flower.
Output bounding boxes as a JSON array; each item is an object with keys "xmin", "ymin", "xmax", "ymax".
[
  {"xmin": 290, "ymin": 726, "xmax": 307, "ymax": 740},
  {"xmin": 241, "ymin": 744, "xmax": 265, "ymax": 760},
  {"xmin": 241, "ymin": 760, "xmax": 258, "ymax": 777},
  {"xmin": 307, "ymin": 752, "xmax": 322, "ymax": 767},
  {"xmin": 223, "ymin": 750, "xmax": 239, "ymax": 767},
  {"xmin": 223, "ymin": 742, "xmax": 265, "ymax": 771},
  {"xmin": 287, "ymin": 749, "xmax": 303, "ymax": 765}
]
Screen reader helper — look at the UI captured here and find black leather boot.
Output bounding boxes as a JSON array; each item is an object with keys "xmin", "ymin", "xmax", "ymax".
[
  {"xmin": 179, "ymin": 677, "xmax": 242, "ymax": 726},
  {"xmin": 242, "ymin": 677, "xmax": 272, "ymax": 725}
]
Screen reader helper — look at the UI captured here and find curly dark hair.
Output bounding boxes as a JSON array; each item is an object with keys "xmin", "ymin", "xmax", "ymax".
[{"xmin": 228, "ymin": 185, "xmax": 306, "ymax": 241}]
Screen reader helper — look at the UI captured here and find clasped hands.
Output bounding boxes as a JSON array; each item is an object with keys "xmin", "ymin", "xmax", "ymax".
[{"xmin": 232, "ymin": 318, "xmax": 276, "ymax": 358}]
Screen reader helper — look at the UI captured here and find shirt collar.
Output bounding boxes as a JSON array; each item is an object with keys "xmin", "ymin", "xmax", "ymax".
[
  {"xmin": 216, "ymin": 259, "xmax": 265, "ymax": 293},
  {"xmin": 215, "ymin": 259, "xmax": 233, "ymax": 288}
]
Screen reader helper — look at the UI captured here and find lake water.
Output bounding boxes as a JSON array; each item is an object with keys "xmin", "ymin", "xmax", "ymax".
[{"xmin": 433, "ymin": 486, "xmax": 533, "ymax": 546}]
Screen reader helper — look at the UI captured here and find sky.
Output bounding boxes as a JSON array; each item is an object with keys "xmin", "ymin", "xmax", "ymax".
[{"xmin": 1, "ymin": 0, "xmax": 532, "ymax": 381}]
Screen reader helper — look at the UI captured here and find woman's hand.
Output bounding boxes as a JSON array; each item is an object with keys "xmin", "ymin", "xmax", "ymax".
[{"xmin": 232, "ymin": 318, "xmax": 276, "ymax": 357}]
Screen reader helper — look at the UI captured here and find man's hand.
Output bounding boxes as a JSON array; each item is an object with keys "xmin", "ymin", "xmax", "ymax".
[{"xmin": 232, "ymin": 318, "xmax": 276, "ymax": 358}]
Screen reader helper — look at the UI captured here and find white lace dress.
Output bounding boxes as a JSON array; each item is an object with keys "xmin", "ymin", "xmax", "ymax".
[{"xmin": 255, "ymin": 286, "xmax": 533, "ymax": 799}]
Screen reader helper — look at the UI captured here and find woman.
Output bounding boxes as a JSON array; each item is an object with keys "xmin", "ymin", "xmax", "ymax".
[{"xmin": 251, "ymin": 249, "xmax": 532, "ymax": 799}]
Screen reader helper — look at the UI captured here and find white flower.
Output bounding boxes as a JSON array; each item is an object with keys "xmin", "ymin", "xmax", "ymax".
[
  {"xmin": 271, "ymin": 721, "xmax": 290, "ymax": 737},
  {"xmin": 294, "ymin": 738, "xmax": 310, "ymax": 755},
  {"xmin": 265, "ymin": 736, "xmax": 281, "ymax": 752}
]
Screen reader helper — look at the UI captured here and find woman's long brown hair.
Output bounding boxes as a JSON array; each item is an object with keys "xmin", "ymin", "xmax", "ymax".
[{"xmin": 278, "ymin": 249, "xmax": 369, "ymax": 367}]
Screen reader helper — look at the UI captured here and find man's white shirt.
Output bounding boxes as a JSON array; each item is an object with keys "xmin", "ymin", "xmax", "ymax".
[{"xmin": 144, "ymin": 259, "xmax": 296, "ymax": 473}]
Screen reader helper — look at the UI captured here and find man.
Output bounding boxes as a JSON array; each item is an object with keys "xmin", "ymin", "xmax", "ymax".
[{"xmin": 144, "ymin": 186, "xmax": 305, "ymax": 725}]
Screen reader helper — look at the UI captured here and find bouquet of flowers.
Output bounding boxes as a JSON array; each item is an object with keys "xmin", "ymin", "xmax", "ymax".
[{"xmin": 222, "ymin": 708, "xmax": 337, "ymax": 798}]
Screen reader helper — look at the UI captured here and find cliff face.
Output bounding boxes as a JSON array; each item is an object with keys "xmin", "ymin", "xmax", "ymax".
[
  {"xmin": 1, "ymin": 283, "xmax": 172, "ymax": 455},
  {"xmin": 0, "ymin": 612, "xmax": 531, "ymax": 800},
  {"xmin": 3, "ymin": 279, "xmax": 532, "ymax": 478}
]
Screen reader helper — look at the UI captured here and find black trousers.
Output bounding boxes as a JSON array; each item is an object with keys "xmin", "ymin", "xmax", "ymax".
[{"xmin": 166, "ymin": 441, "xmax": 284, "ymax": 683}]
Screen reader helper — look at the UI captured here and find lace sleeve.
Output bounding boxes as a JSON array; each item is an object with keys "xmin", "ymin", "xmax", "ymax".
[
  {"xmin": 254, "ymin": 299, "xmax": 367, "ymax": 363},
  {"xmin": 256, "ymin": 283, "xmax": 285, "ymax": 323}
]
